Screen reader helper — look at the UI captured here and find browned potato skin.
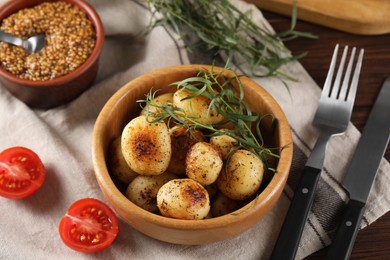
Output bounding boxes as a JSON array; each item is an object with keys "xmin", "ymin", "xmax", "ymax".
[
  {"xmin": 121, "ymin": 115, "xmax": 171, "ymax": 175},
  {"xmin": 217, "ymin": 149, "xmax": 264, "ymax": 201},
  {"xmin": 140, "ymin": 92, "xmax": 174, "ymax": 117},
  {"xmin": 209, "ymin": 130, "xmax": 240, "ymax": 160},
  {"xmin": 167, "ymin": 126, "xmax": 206, "ymax": 175},
  {"xmin": 125, "ymin": 172, "xmax": 176, "ymax": 212},
  {"xmin": 157, "ymin": 178, "xmax": 210, "ymax": 220},
  {"xmin": 173, "ymin": 90, "xmax": 224, "ymax": 125},
  {"xmin": 205, "ymin": 182, "xmax": 218, "ymax": 200},
  {"xmin": 107, "ymin": 137, "xmax": 138, "ymax": 184},
  {"xmin": 186, "ymin": 142, "xmax": 223, "ymax": 186},
  {"xmin": 211, "ymin": 193, "xmax": 242, "ymax": 217}
]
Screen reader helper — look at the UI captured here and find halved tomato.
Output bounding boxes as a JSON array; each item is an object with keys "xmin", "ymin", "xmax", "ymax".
[
  {"xmin": 0, "ymin": 146, "xmax": 46, "ymax": 199},
  {"xmin": 59, "ymin": 198, "xmax": 119, "ymax": 253}
]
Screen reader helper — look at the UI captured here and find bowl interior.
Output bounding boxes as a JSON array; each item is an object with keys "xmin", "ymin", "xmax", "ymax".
[{"xmin": 92, "ymin": 64, "xmax": 293, "ymax": 244}]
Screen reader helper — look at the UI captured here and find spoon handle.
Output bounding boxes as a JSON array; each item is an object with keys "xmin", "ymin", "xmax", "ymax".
[{"xmin": 0, "ymin": 30, "xmax": 23, "ymax": 47}]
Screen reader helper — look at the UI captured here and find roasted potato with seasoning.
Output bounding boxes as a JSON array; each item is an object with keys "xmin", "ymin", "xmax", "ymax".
[
  {"xmin": 125, "ymin": 172, "xmax": 176, "ymax": 212},
  {"xmin": 140, "ymin": 92, "xmax": 174, "ymax": 117},
  {"xmin": 210, "ymin": 130, "xmax": 240, "ymax": 160},
  {"xmin": 173, "ymin": 89, "xmax": 224, "ymax": 124},
  {"xmin": 217, "ymin": 149, "xmax": 264, "ymax": 200},
  {"xmin": 157, "ymin": 178, "xmax": 210, "ymax": 220},
  {"xmin": 186, "ymin": 142, "xmax": 223, "ymax": 186},
  {"xmin": 107, "ymin": 137, "xmax": 138, "ymax": 184},
  {"xmin": 211, "ymin": 193, "xmax": 242, "ymax": 217},
  {"xmin": 205, "ymin": 182, "xmax": 218, "ymax": 200},
  {"xmin": 121, "ymin": 115, "xmax": 171, "ymax": 175},
  {"xmin": 167, "ymin": 126, "xmax": 205, "ymax": 175}
]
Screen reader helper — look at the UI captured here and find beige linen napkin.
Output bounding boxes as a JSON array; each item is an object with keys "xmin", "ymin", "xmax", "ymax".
[{"xmin": 0, "ymin": 0, "xmax": 388, "ymax": 259}]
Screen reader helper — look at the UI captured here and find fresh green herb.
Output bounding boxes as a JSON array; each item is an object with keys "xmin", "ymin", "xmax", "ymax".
[
  {"xmin": 139, "ymin": 66, "xmax": 281, "ymax": 173},
  {"xmin": 146, "ymin": 0, "xmax": 317, "ymax": 79},
  {"xmin": 277, "ymin": 4, "xmax": 316, "ymax": 42}
]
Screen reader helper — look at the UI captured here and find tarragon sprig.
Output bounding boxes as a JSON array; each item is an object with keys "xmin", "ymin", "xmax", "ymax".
[
  {"xmin": 146, "ymin": 0, "xmax": 317, "ymax": 80},
  {"xmin": 138, "ymin": 66, "xmax": 282, "ymax": 173}
]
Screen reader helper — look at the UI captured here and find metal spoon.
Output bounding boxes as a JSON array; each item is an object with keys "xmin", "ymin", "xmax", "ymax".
[{"xmin": 0, "ymin": 30, "xmax": 45, "ymax": 53}]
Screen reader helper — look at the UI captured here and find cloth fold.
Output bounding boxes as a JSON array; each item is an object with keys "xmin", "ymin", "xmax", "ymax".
[{"xmin": 0, "ymin": 0, "xmax": 388, "ymax": 259}]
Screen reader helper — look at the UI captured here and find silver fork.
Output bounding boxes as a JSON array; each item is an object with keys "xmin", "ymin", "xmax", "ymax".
[{"xmin": 270, "ymin": 44, "xmax": 364, "ymax": 260}]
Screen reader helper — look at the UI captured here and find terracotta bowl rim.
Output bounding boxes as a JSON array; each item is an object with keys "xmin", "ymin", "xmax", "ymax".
[
  {"xmin": 92, "ymin": 64, "xmax": 293, "ymax": 231},
  {"xmin": 0, "ymin": 0, "xmax": 104, "ymax": 87}
]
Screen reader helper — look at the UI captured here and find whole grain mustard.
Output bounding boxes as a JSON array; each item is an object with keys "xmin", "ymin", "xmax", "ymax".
[{"xmin": 0, "ymin": 1, "xmax": 96, "ymax": 81}]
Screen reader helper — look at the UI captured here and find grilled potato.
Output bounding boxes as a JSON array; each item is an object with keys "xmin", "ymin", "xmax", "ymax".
[
  {"xmin": 167, "ymin": 126, "xmax": 205, "ymax": 175},
  {"xmin": 125, "ymin": 172, "xmax": 176, "ymax": 212},
  {"xmin": 107, "ymin": 137, "xmax": 138, "ymax": 184},
  {"xmin": 140, "ymin": 92, "xmax": 174, "ymax": 117},
  {"xmin": 157, "ymin": 178, "xmax": 210, "ymax": 220},
  {"xmin": 205, "ymin": 182, "xmax": 218, "ymax": 200},
  {"xmin": 217, "ymin": 149, "xmax": 264, "ymax": 200},
  {"xmin": 121, "ymin": 115, "xmax": 171, "ymax": 175},
  {"xmin": 186, "ymin": 142, "xmax": 223, "ymax": 186},
  {"xmin": 210, "ymin": 130, "xmax": 240, "ymax": 160},
  {"xmin": 211, "ymin": 193, "xmax": 241, "ymax": 217},
  {"xmin": 173, "ymin": 89, "xmax": 224, "ymax": 124}
]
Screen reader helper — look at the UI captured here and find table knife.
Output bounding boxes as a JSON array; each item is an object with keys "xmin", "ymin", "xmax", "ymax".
[{"xmin": 326, "ymin": 76, "xmax": 390, "ymax": 260}]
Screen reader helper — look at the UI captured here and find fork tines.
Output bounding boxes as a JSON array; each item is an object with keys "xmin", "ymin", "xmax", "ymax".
[{"xmin": 322, "ymin": 44, "xmax": 364, "ymax": 102}]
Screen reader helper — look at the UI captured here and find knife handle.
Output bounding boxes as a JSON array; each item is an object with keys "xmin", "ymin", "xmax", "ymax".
[
  {"xmin": 326, "ymin": 199, "xmax": 366, "ymax": 260},
  {"xmin": 270, "ymin": 166, "xmax": 321, "ymax": 260}
]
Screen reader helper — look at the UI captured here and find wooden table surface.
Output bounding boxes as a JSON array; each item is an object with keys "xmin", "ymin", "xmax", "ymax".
[{"xmin": 263, "ymin": 10, "xmax": 390, "ymax": 260}]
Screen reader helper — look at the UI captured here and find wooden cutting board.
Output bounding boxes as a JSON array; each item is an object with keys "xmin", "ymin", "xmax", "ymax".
[{"xmin": 245, "ymin": 0, "xmax": 390, "ymax": 35}]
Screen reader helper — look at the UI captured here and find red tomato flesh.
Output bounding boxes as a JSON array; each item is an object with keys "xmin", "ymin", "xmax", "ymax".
[
  {"xmin": 0, "ymin": 146, "xmax": 46, "ymax": 199},
  {"xmin": 59, "ymin": 198, "xmax": 119, "ymax": 253}
]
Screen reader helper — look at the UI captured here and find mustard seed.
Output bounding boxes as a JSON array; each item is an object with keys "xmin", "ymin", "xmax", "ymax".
[{"xmin": 0, "ymin": 1, "xmax": 96, "ymax": 81}]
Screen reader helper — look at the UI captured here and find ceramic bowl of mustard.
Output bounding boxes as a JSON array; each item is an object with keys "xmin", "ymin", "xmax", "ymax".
[
  {"xmin": 91, "ymin": 64, "xmax": 293, "ymax": 245},
  {"xmin": 0, "ymin": 0, "xmax": 104, "ymax": 109}
]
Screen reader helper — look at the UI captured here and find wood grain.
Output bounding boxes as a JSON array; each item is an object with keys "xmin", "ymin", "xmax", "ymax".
[
  {"xmin": 262, "ymin": 10, "xmax": 390, "ymax": 260},
  {"xmin": 247, "ymin": 0, "xmax": 390, "ymax": 35}
]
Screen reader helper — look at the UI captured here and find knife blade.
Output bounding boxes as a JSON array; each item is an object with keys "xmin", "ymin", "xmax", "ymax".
[{"xmin": 326, "ymin": 76, "xmax": 390, "ymax": 260}]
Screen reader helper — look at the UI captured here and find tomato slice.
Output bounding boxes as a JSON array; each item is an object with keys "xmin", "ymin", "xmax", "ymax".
[
  {"xmin": 0, "ymin": 146, "xmax": 46, "ymax": 199},
  {"xmin": 59, "ymin": 198, "xmax": 119, "ymax": 253}
]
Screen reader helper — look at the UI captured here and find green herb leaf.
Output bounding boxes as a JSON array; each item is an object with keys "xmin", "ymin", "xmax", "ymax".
[
  {"xmin": 140, "ymin": 66, "xmax": 282, "ymax": 173},
  {"xmin": 146, "ymin": 0, "xmax": 317, "ymax": 80}
]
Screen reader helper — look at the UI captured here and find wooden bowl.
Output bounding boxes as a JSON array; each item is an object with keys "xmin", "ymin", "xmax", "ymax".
[
  {"xmin": 92, "ymin": 65, "xmax": 293, "ymax": 245},
  {"xmin": 0, "ymin": 0, "xmax": 104, "ymax": 109}
]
